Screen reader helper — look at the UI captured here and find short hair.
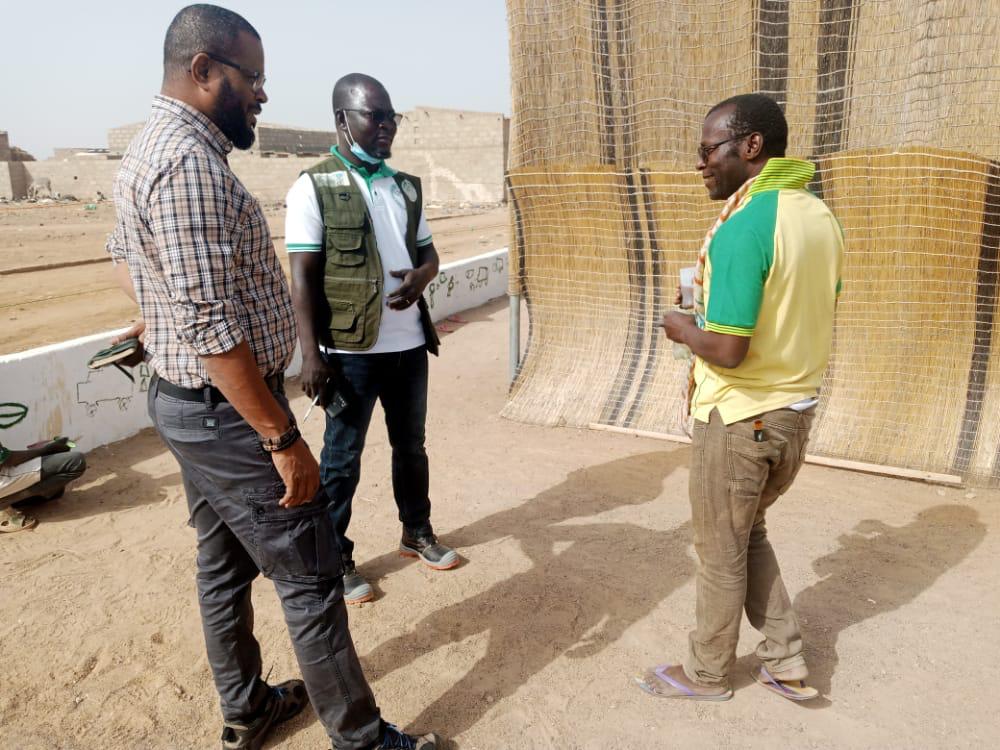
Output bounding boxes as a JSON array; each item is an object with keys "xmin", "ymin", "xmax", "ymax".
[
  {"xmin": 708, "ymin": 94, "xmax": 788, "ymax": 157},
  {"xmin": 163, "ymin": 4, "xmax": 260, "ymax": 72}
]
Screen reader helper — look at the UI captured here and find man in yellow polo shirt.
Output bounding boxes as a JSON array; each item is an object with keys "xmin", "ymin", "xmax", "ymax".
[{"xmin": 638, "ymin": 94, "xmax": 844, "ymax": 702}]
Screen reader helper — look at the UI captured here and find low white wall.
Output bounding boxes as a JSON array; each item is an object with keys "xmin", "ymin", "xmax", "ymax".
[{"xmin": 0, "ymin": 249, "xmax": 508, "ymax": 452}]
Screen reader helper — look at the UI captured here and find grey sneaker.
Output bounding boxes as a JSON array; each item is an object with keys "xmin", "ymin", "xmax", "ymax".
[
  {"xmin": 342, "ymin": 560, "xmax": 374, "ymax": 605},
  {"xmin": 399, "ymin": 529, "xmax": 459, "ymax": 571},
  {"xmin": 370, "ymin": 721, "xmax": 439, "ymax": 749}
]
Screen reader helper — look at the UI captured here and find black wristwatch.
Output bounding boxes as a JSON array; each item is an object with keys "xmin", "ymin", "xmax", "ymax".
[{"xmin": 259, "ymin": 423, "xmax": 300, "ymax": 453}]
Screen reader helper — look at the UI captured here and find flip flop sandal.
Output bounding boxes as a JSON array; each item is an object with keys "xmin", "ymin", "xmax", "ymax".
[
  {"xmin": 633, "ymin": 664, "xmax": 733, "ymax": 701},
  {"xmin": 0, "ymin": 507, "xmax": 38, "ymax": 533},
  {"xmin": 753, "ymin": 665, "xmax": 819, "ymax": 701}
]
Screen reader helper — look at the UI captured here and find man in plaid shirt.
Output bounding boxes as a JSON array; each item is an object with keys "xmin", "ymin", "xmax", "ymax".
[{"xmin": 107, "ymin": 5, "xmax": 438, "ymax": 749}]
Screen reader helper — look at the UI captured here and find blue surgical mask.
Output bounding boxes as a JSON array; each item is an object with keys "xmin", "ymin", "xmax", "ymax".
[{"xmin": 344, "ymin": 119, "xmax": 382, "ymax": 165}]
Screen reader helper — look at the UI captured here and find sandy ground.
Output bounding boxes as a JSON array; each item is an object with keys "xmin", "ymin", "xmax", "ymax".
[
  {"xmin": 0, "ymin": 202, "xmax": 509, "ymax": 354},
  {"xmin": 1, "ymin": 297, "xmax": 999, "ymax": 749}
]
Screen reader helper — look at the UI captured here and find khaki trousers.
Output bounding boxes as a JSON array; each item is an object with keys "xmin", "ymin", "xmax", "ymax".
[{"xmin": 684, "ymin": 406, "xmax": 814, "ymax": 687}]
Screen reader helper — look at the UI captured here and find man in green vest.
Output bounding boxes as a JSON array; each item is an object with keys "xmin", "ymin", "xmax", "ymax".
[{"xmin": 287, "ymin": 73, "xmax": 458, "ymax": 606}]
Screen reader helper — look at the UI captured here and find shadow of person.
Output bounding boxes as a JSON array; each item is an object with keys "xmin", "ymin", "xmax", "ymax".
[
  {"xmin": 791, "ymin": 504, "xmax": 986, "ymax": 699},
  {"xmin": 360, "ymin": 449, "xmax": 694, "ymax": 740}
]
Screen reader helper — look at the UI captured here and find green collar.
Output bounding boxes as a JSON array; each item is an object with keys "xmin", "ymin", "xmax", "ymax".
[
  {"xmin": 747, "ymin": 158, "xmax": 816, "ymax": 197},
  {"xmin": 329, "ymin": 145, "xmax": 396, "ymax": 186}
]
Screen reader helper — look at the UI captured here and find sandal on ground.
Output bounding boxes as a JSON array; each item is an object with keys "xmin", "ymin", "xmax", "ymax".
[
  {"xmin": 753, "ymin": 665, "xmax": 819, "ymax": 701},
  {"xmin": 0, "ymin": 507, "xmax": 37, "ymax": 533},
  {"xmin": 633, "ymin": 664, "xmax": 733, "ymax": 701},
  {"xmin": 221, "ymin": 679, "xmax": 309, "ymax": 750}
]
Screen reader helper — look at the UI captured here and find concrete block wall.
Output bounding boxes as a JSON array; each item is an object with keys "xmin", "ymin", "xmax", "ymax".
[
  {"xmin": 22, "ymin": 159, "xmax": 121, "ymax": 200},
  {"xmin": 107, "ymin": 123, "xmax": 145, "ymax": 155},
  {"xmin": 0, "ymin": 164, "xmax": 13, "ymax": 200},
  {"xmin": 7, "ymin": 161, "xmax": 30, "ymax": 199},
  {"xmin": 392, "ymin": 107, "xmax": 508, "ymax": 203},
  {"xmin": 1, "ymin": 133, "xmax": 17, "ymax": 200},
  {"xmin": 257, "ymin": 125, "xmax": 336, "ymax": 155},
  {"xmin": 229, "ymin": 153, "xmax": 319, "ymax": 202},
  {"xmin": 0, "ymin": 248, "xmax": 508, "ymax": 453},
  {"xmin": 15, "ymin": 108, "xmax": 508, "ymax": 203}
]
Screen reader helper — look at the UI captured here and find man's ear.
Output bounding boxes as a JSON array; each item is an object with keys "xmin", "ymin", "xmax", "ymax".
[
  {"xmin": 335, "ymin": 109, "xmax": 347, "ymax": 131},
  {"xmin": 744, "ymin": 132, "xmax": 764, "ymax": 161},
  {"xmin": 189, "ymin": 52, "xmax": 214, "ymax": 91}
]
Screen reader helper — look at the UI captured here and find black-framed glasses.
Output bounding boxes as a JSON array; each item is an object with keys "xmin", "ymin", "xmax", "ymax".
[
  {"xmin": 340, "ymin": 108, "xmax": 404, "ymax": 126},
  {"xmin": 697, "ymin": 133, "xmax": 752, "ymax": 161},
  {"xmin": 205, "ymin": 52, "xmax": 266, "ymax": 92}
]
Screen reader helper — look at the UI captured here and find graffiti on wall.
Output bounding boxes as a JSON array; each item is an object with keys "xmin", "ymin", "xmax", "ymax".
[
  {"xmin": 75, "ymin": 363, "xmax": 150, "ymax": 417},
  {"xmin": 426, "ymin": 254, "xmax": 506, "ymax": 310}
]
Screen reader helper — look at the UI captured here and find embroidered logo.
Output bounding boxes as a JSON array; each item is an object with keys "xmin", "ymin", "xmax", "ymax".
[{"xmin": 400, "ymin": 179, "xmax": 418, "ymax": 203}]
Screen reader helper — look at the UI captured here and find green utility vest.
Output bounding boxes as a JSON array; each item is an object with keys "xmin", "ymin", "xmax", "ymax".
[{"xmin": 302, "ymin": 157, "xmax": 440, "ymax": 355}]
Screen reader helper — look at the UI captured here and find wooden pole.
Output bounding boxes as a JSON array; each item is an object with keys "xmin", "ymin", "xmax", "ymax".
[{"xmin": 587, "ymin": 422, "xmax": 964, "ymax": 486}]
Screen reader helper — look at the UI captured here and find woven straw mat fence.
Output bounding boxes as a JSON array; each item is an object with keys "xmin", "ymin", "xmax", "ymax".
[{"xmin": 503, "ymin": 0, "xmax": 1000, "ymax": 484}]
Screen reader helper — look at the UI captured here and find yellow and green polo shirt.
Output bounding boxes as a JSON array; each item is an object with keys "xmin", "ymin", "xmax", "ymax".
[{"xmin": 692, "ymin": 157, "xmax": 844, "ymax": 424}]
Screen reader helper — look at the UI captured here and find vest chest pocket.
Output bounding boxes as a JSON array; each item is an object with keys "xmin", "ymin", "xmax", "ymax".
[{"xmin": 323, "ymin": 202, "xmax": 368, "ymax": 266}]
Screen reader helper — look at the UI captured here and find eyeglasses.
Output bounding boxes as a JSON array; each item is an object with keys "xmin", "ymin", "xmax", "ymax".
[
  {"xmin": 340, "ymin": 108, "xmax": 404, "ymax": 127},
  {"xmin": 697, "ymin": 133, "xmax": 751, "ymax": 161},
  {"xmin": 205, "ymin": 52, "xmax": 266, "ymax": 92}
]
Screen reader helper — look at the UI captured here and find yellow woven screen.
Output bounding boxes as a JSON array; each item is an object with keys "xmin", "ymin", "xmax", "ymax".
[{"xmin": 504, "ymin": 0, "xmax": 1000, "ymax": 483}]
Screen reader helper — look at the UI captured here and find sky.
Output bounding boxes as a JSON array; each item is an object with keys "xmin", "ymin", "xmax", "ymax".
[{"xmin": 0, "ymin": 1, "xmax": 512, "ymax": 159}]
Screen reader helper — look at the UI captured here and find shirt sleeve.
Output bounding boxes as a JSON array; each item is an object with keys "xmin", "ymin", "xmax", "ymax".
[
  {"xmin": 416, "ymin": 208, "xmax": 433, "ymax": 247},
  {"xmin": 284, "ymin": 174, "xmax": 324, "ymax": 252},
  {"xmin": 703, "ymin": 213, "xmax": 772, "ymax": 337},
  {"xmin": 147, "ymin": 153, "xmax": 244, "ymax": 356},
  {"xmin": 105, "ymin": 219, "xmax": 127, "ymax": 263}
]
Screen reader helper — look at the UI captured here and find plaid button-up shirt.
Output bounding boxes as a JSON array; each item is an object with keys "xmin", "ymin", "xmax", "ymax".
[{"xmin": 107, "ymin": 96, "xmax": 296, "ymax": 388}]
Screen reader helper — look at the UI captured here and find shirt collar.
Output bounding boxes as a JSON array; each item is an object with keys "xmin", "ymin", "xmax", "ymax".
[
  {"xmin": 746, "ymin": 157, "xmax": 816, "ymax": 197},
  {"xmin": 329, "ymin": 145, "xmax": 396, "ymax": 182},
  {"xmin": 152, "ymin": 95, "xmax": 234, "ymax": 156}
]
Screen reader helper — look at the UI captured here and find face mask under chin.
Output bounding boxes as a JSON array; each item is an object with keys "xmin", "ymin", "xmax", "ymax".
[{"xmin": 344, "ymin": 119, "xmax": 384, "ymax": 165}]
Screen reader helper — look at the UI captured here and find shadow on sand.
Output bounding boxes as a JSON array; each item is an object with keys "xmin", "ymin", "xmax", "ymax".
[
  {"xmin": 732, "ymin": 503, "xmax": 986, "ymax": 704},
  {"xmin": 360, "ymin": 449, "xmax": 693, "ymax": 740}
]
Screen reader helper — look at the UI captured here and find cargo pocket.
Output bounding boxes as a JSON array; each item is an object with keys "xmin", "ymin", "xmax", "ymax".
[
  {"xmin": 247, "ymin": 486, "xmax": 342, "ymax": 583},
  {"xmin": 328, "ymin": 298, "xmax": 361, "ymax": 340},
  {"xmin": 323, "ymin": 204, "xmax": 367, "ymax": 267}
]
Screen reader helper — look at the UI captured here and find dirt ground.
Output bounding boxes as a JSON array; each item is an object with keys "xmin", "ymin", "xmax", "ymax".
[
  {"xmin": 1, "ymin": 295, "xmax": 999, "ymax": 749},
  {"xmin": 0, "ymin": 202, "xmax": 509, "ymax": 354}
]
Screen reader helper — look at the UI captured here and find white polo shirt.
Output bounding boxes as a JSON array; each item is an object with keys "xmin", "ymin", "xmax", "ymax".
[{"xmin": 285, "ymin": 148, "xmax": 433, "ymax": 355}]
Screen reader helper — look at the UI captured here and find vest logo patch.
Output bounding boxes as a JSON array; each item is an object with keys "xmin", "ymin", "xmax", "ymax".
[
  {"xmin": 314, "ymin": 171, "xmax": 351, "ymax": 188},
  {"xmin": 400, "ymin": 179, "xmax": 418, "ymax": 203}
]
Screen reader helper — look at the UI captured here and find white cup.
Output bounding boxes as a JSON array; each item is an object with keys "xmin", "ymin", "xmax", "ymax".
[{"xmin": 679, "ymin": 266, "xmax": 696, "ymax": 309}]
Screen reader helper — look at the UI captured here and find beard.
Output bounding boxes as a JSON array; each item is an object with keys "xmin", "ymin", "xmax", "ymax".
[{"xmin": 212, "ymin": 78, "xmax": 256, "ymax": 150}]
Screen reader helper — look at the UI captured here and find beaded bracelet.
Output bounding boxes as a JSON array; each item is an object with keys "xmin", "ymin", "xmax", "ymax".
[{"xmin": 259, "ymin": 423, "xmax": 300, "ymax": 453}]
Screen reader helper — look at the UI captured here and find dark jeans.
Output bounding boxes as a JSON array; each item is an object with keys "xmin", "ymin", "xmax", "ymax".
[
  {"xmin": 148, "ymin": 376, "xmax": 381, "ymax": 749},
  {"xmin": 2, "ymin": 450, "xmax": 87, "ymax": 509},
  {"xmin": 320, "ymin": 346, "xmax": 431, "ymax": 562}
]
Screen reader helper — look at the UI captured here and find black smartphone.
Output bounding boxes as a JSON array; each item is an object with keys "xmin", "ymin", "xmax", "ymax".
[{"xmin": 324, "ymin": 382, "xmax": 350, "ymax": 419}]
